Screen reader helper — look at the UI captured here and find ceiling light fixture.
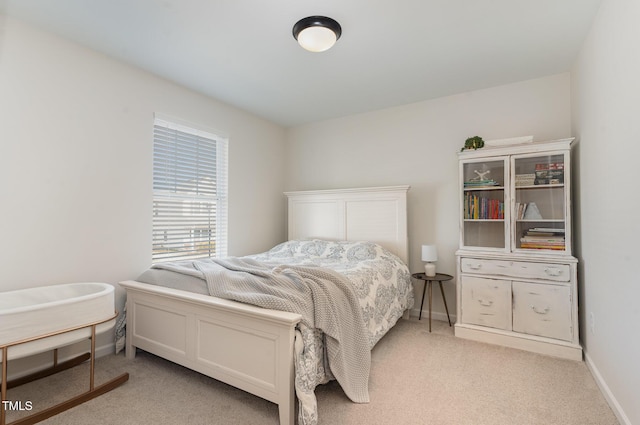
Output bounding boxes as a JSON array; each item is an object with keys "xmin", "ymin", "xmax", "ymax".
[{"xmin": 292, "ymin": 16, "xmax": 342, "ymax": 52}]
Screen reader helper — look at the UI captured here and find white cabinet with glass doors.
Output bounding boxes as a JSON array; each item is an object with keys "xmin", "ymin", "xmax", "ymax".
[{"xmin": 455, "ymin": 138, "xmax": 581, "ymax": 361}]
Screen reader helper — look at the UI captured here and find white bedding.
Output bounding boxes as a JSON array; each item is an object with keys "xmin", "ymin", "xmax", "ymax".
[{"xmin": 132, "ymin": 239, "xmax": 414, "ymax": 425}]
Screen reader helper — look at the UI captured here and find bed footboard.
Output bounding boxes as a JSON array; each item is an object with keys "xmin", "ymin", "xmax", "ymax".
[{"xmin": 120, "ymin": 280, "xmax": 302, "ymax": 425}]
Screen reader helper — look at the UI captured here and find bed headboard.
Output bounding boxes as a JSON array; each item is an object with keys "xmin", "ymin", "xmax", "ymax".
[{"xmin": 284, "ymin": 186, "xmax": 410, "ymax": 264}]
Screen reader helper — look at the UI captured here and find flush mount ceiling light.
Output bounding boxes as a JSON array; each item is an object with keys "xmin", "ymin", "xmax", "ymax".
[{"xmin": 292, "ymin": 16, "xmax": 342, "ymax": 52}]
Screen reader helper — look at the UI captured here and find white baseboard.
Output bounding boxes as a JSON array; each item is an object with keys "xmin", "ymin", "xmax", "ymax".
[
  {"xmin": 95, "ymin": 342, "xmax": 116, "ymax": 358},
  {"xmin": 584, "ymin": 351, "xmax": 631, "ymax": 425},
  {"xmin": 409, "ymin": 308, "xmax": 456, "ymax": 324}
]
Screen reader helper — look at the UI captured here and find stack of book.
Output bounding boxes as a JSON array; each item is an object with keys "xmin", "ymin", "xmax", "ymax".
[
  {"xmin": 464, "ymin": 179, "xmax": 500, "ymax": 188},
  {"xmin": 535, "ymin": 162, "xmax": 564, "ymax": 185},
  {"xmin": 515, "ymin": 173, "xmax": 536, "ymax": 187},
  {"xmin": 520, "ymin": 228, "xmax": 565, "ymax": 250}
]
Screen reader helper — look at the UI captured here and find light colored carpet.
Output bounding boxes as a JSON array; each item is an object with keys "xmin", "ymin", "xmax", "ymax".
[{"xmin": 5, "ymin": 318, "xmax": 618, "ymax": 425}]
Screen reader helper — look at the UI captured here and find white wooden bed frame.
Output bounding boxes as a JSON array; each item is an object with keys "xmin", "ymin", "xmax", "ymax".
[{"xmin": 120, "ymin": 185, "xmax": 410, "ymax": 425}]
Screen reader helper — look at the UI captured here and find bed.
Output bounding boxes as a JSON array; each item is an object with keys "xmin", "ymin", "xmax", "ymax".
[{"xmin": 120, "ymin": 185, "xmax": 412, "ymax": 425}]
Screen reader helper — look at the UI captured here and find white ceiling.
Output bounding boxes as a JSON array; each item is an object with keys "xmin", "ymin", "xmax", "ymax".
[{"xmin": 1, "ymin": 0, "xmax": 602, "ymax": 127}]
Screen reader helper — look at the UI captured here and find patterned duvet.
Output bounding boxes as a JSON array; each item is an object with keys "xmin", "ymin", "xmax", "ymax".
[{"xmin": 249, "ymin": 240, "xmax": 413, "ymax": 349}]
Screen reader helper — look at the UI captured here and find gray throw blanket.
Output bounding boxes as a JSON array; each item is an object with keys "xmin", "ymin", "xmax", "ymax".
[{"xmin": 154, "ymin": 257, "xmax": 371, "ymax": 404}]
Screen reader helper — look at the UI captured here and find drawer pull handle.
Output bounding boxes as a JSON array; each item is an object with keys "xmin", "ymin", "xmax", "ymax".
[
  {"xmin": 545, "ymin": 268, "xmax": 562, "ymax": 276},
  {"xmin": 531, "ymin": 305, "xmax": 550, "ymax": 315},
  {"xmin": 478, "ymin": 299, "xmax": 493, "ymax": 307},
  {"xmin": 469, "ymin": 263, "xmax": 482, "ymax": 270}
]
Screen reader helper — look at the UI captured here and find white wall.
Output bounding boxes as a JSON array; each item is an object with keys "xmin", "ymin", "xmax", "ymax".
[
  {"xmin": 286, "ymin": 73, "xmax": 572, "ymax": 318},
  {"xmin": 571, "ymin": 1, "xmax": 640, "ymax": 424},
  {"xmin": 0, "ymin": 16, "xmax": 287, "ymax": 312}
]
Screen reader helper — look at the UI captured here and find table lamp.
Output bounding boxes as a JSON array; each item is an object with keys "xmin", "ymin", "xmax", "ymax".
[{"xmin": 421, "ymin": 245, "xmax": 438, "ymax": 277}]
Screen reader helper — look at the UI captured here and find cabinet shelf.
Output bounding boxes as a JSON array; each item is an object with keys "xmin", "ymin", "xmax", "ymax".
[
  {"xmin": 515, "ymin": 183, "xmax": 564, "ymax": 189},
  {"xmin": 516, "ymin": 219, "xmax": 564, "ymax": 222},
  {"xmin": 464, "ymin": 186, "xmax": 504, "ymax": 191}
]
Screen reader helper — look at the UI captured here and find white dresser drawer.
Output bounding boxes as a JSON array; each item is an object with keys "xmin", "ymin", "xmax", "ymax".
[
  {"xmin": 461, "ymin": 258, "xmax": 570, "ymax": 282},
  {"xmin": 460, "ymin": 276, "xmax": 511, "ymax": 330},
  {"xmin": 512, "ymin": 281, "xmax": 572, "ymax": 341}
]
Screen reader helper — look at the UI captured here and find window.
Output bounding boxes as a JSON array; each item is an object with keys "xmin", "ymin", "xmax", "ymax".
[{"xmin": 152, "ymin": 116, "xmax": 228, "ymax": 263}]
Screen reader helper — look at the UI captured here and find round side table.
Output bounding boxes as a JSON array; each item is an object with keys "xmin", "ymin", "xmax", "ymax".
[{"xmin": 411, "ymin": 272, "xmax": 454, "ymax": 332}]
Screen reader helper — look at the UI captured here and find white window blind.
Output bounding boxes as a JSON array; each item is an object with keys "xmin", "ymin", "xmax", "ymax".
[{"xmin": 152, "ymin": 117, "xmax": 228, "ymax": 263}]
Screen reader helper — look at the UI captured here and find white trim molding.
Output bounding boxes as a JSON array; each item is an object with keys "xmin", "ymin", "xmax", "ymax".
[{"xmin": 584, "ymin": 351, "xmax": 632, "ymax": 425}]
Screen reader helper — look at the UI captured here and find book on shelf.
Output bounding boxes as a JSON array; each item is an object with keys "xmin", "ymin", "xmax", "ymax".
[
  {"xmin": 515, "ymin": 202, "xmax": 528, "ymax": 219},
  {"xmin": 515, "ymin": 173, "xmax": 536, "ymax": 187},
  {"xmin": 464, "ymin": 179, "xmax": 500, "ymax": 188},
  {"xmin": 464, "ymin": 192, "xmax": 504, "ymax": 220},
  {"xmin": 516, "ymin": 173, "xmax": 536, "ymax": 180},
  {"xmin": 534, "ymin": 163, "xmax": 564, "ymax": 185},
  {"xmin": 520, "ymin": 243, "xmax": 566, "ymax": 250},
  {"xmin": 527, "ymin": 227, "xmax": 565, "ymax": 234},
  {"xmin": 535, "ymin": 162, "xmax": 564, "ymax": 170},
  {"xmin": 535, "ymin": 178, "xmax": 563, "ymax": 185},
  {"xmin": 521, "ymin": 235, "xmax": 564, "ymax": 242},
  {"xmin": 520, "ymin": 241, "xmax": 565, "ymax": 250},
  {"xmin": 520, "ymin": 227, "xmax": 565, "ymax": 250}
]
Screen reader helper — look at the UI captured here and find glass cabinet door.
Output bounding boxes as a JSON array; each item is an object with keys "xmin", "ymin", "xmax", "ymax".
[
  {"xmin": 512, "ymin": 152, "xmax": 568, "ymax": 253},
  {"xmin": 461, "ymin": 158, "xmax": 507, "ymax": 249}
]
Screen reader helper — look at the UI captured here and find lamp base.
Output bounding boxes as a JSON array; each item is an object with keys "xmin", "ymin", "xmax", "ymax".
[{"xmin": 424, "ymin": 263, "xmax": 436, "ymax": 277}]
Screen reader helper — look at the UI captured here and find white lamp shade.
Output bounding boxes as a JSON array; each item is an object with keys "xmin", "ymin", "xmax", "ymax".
[
  {"xmin": 421, "ymin": 245, "xmax": 438, "ymax": 262},
  {"xmin": 297, "ymin": 26, "xmax": 338, "ymax": 52}
]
